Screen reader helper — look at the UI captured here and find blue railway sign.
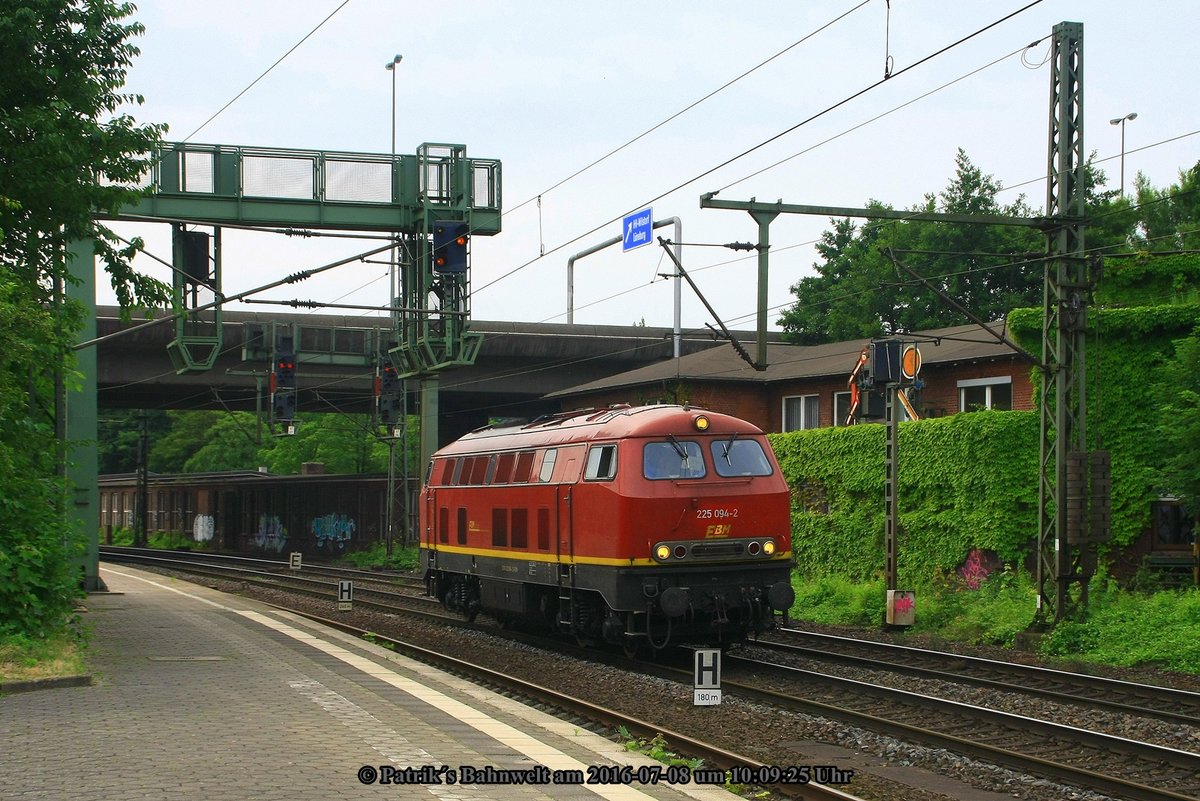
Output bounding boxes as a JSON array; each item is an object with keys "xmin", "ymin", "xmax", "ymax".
[{"xmin": 622, "ymin": 208, "xmax": 653, "ymax": 252}]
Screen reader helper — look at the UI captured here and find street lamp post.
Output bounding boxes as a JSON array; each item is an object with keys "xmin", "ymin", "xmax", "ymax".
[
  {"xmin": 1109, "ymin": 112, "xmax": 1137, "ymax": 197},
  {"xmin": 383, "ymin": 53, "xmax": 402, "ymax": 555},
  {"xmin": 385, "ymin": 54, "xmax": 402, "ymax": 155}
]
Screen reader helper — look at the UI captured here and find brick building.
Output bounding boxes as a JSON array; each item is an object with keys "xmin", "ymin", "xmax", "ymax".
[{"xmin": 547, "ymin": 321, "xmax": 1034, "ymax": 432}]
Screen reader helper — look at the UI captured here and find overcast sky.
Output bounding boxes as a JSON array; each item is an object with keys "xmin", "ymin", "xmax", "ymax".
[{"xmin": 106, "ymin": 1, "xmax": 1199, "ymax": 334}]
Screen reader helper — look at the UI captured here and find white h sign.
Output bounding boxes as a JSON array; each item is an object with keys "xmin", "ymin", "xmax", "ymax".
[
  {"xmin": 337, "ymin": 580, "xmax": 353, "ymax": 611},
  {"xmin": 693, "ymin": 648, "xmax": 722, "ymax": 705}
]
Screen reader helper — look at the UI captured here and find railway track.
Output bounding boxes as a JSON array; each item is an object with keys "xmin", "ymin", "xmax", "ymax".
[
  {"xmin": 704, "ymin": 651, "xmax": 1200, "ymax": 801},
  {"xmin": 99, "ymin": 546, "xmax": 436, "ymax": 614},
  {"xmin": 762, "ymin": 627, "xmax": 1200, "ymax": 727}
]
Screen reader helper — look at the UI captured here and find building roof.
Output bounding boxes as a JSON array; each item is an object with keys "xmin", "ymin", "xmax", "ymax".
[{"xmin": 548, "ymin": 321, "xmax": 1026, "ymax": 399}]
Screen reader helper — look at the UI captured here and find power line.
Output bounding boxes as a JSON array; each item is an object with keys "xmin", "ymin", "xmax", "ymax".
[
  {"xmin": 181, "ymin": 1, "xmax": 351, "ymax": 142},
  {"xmin": 472, "ymin": 0, "xmax": 1046, "ymax": 297},
  {"xmin": 500, "ymin": 1, "xmax": 872, "ymax": 222}
]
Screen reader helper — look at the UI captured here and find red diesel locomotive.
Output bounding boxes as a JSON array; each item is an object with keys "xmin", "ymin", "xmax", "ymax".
[{"xmin": 419, "ymin": 404, "xmax": 795, "ymax": 652}]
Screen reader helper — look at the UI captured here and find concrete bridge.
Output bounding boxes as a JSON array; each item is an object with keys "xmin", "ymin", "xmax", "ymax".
[{"xmin": 95, "ymin": 306, "xmax": 775, "ymax": 440}]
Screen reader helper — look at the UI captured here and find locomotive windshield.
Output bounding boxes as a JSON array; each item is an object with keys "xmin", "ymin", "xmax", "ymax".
[
  {"xmin": 710, "ymin": 438, "xmax": 773, "ymax": 477},
  {"xmin": 643, "ymin": 440, "xmax": 705, "ymax": 479}
]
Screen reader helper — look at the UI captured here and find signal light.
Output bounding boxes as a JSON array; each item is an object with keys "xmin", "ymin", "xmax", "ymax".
[
  {"xmin": 693, "ymin": 415, "xmax": 710, "ymax": 431},
  {"xmin": 432, "ymin": 221, "xmax": 469, "ymax": 273},
  {"xmin": 272, "ymin": 389, "xmax": 296, "ymax": 422},
  {"xmin": 274, "ymin": 351, "xmax": 296, "ymax": 389}
]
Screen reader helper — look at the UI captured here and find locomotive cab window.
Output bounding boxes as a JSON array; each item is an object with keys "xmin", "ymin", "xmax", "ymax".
[
  {"xmin": 710, "ymin": 438, "xmax": 773, "ymax": 477},
  {"xmin": 584, "ymin": 445, "xmax": 618, "ymax": 481},
  {"xmin": 538, "ymin": 449, "xmax": 558, "ymax": 482},
  {"xmin": 643, "ymin": 440, "xmax": 705, "ymax": 480}
]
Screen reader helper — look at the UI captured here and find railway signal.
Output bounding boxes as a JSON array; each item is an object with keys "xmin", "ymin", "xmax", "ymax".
[
  {"xmin": 432, "ymin": 220, "xmax": 469, "ymax": 273},
  {"xmin": 271, "ymin": 350, "xmax": 297, "ymax": 424},
  {"xmin": 376, "ymin": 358, "xmax": 401, "ymax": 427}
]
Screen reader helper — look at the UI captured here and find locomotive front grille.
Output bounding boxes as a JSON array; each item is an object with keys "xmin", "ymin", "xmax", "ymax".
[{"xmin": 689, "ymin": 542, "xmax": 744, "ymax": 558}]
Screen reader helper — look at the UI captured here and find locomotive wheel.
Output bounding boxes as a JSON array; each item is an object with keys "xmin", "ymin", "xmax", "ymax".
[{"xmin": 622, "ymin": 638, "xmax": 641, "ymax": 659}]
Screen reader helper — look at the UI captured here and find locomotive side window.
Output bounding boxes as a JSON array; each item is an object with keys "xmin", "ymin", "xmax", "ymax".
[
  {"xmin": 584, "ymin": 444, "xmax": 618, "ymax": 481},
  {"xmin": 537, "ymin": 507, "xmax": 551, "ymax": 550},
  {"xmin": 538, "ymin": 449, "xmax": 558, "ymax": 482},
  {"xmin": 643, "ymin": 440, "xmax": 706, "ymax": 479},
  {"xmin": 513, "ymin": 451, "xmax": 535, "ymax": 483},
  {"xmin": 494, "ymin": 452, "xmax": 515, "ymax": 484},
  {"xmin": 511, "ymin": 508, "xmax": 528, "ymax": 548},
  {"xmin": 469, "ymin": 456, "xmax": 490, "ymax": 485},
  {"xmin": 492, "ymin": 508, "xmax": 508, "ymax": 547},
  {"xmin": 710, "ymin": 438, "xmax": 773, "ymax": 477},
  {"xmin": 438, "ymin": 506, "xmax": 449, "ymax": 544},
  {"xmin": 456, "ymin": 507, "xmax": 467, "ymax": 544}
]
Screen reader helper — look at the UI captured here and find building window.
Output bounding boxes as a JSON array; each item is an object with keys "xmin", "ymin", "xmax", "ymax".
[
  {"xmin": 1153, "ymin": 499, "xmax": 1195, "ymax": 547},
  {"xmin": 783, "ymin": 394, "xmax": 820, "ymax": 431},
  {"xmin": 957, "ymin": 376, "xmax": 1013, "ymax": 412},
  {"xmin": 833, "ymin": 391, "xmax": 852, "ymax": 427}
]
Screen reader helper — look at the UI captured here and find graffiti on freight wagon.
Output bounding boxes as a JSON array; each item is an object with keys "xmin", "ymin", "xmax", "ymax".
[
  {"xmin": 254, "ymin": 514, "xmax": 288, "ymax": 553},
  {"xmin": 311, "ymin": 513, "xmax": 355, "ymax": 550}
]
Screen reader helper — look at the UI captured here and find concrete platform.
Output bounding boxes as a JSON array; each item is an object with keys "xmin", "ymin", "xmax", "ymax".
[{"xmin": 0, "ymin": 564, "xmax": 738, "ymax": 801}]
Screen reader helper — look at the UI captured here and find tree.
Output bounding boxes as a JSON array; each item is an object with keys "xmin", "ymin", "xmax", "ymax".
[
  {"xmin": 777, "ymin": 151, "xmax": 1044, "ymax": 343},
  {"xmin": 0, "ymin": 0, "xmax": 170, "ymax": 310},
  {"xmin": 1131, "ymin": 161, "xmax": 1200, "ymax": 253},
  {"xmin": 0, "ymin": 1, "xmax": 168, "ymax": 639}
]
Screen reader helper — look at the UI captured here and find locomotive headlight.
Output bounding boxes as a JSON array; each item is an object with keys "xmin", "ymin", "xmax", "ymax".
[
  {"xmin": 655, "ymin": 544, "xmax": 671, "ymax": 561},
  {"xmin": 763, "ymin": 539, "xmax": 777, "ymax": 556},
  {"xmin": 693, "ymin": 414, "xmax": 710, "ymax": 431}
]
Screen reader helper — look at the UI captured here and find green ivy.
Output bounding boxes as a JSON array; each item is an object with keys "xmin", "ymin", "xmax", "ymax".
[
  {"xmin": 771, "ymin": 411, "xmax": 1040, "ymax": 584},
  {"xmin": 1010, "ymin": 301, "xmax": 1200, "ymax": 546}
]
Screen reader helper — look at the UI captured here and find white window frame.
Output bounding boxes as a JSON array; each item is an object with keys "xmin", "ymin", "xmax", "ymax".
[
  {"xmin": 833, "ymin": 391, "xmax": 852, "ymax": 427},
  {"xmin": 957, "ymin": 376, "xmax": 1013, "ymax": 412},
  {"xmin": 782, "ymin": 394, "xmax": 820, "ymax": 432}
]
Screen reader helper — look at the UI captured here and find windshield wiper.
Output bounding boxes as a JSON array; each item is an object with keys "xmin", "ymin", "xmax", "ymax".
[
  {"xmin": 666, "ymin": 434, "xmax": 689, "ymax": 466},
  {"xmin": 720, "ymin": 432, "xmax": 739, "ymax": 464}
]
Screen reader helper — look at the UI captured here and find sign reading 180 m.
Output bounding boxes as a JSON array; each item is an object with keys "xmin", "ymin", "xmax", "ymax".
[{"xmin": 622, "ymin": 207, "xmax": 653, "ymax": 252}]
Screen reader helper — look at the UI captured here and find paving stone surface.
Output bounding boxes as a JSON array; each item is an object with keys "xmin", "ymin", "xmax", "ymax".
[{"xmin": 0, "ymin": 565, "xmax": 736, "ymax": 801}]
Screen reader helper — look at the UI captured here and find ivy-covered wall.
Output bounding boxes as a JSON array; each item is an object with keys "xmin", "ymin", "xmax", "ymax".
[
  {"xmin": 769, "ymin": 410, "xmax": 1039, "ymax": 584},
  {"xmin": 771, "ymin": 288, "xmax": 1200, "ymax": 585},
  {"xmin": 1009, "ymin": 297, "xmax": 1200, "ymax": 548}
]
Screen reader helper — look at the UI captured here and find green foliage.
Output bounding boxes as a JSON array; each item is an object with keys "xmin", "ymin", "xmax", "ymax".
[
  {"xmin": 617, "ymin": 727, "xmax": 704, "ymax": 770},
  {"xmin": 1040, "ymin": 584, "xmax": 1200, "ymax": 673},
  {"xmin": 144, "ymin": 410, "xmax": 402, "ymax": 476},
  {"xmin": 338, "ymin": 542, "xmax": 419, "ymax": 571},
  {"xmin": 1010, "ymin": 302, "xmax": 1200, "ymax": 545},
  {"xmin": 789, "ymin": 575, "xmax": 886, "ymax": 626},
  {"xmin": 0, "ymin": 627, "xmax": 87, "ymax": 682},
  {"xmin": 146, "ymin": 531, "xmax": 207, "ymax": 551},
  {"xmin": 0, "ymin": 0, "xmax": 170, "ymax": 312},
  {"xmin": 771, "ymin": 411, "xmax": 1039, "ymax": 583},
  {"xmin": 0, "ymin": 274, "xmax": 84, "ymax": 639},
  {"xmin": 1155, "ymin": 328, "xmax": 1200, "ymax": 516},
  {"xmin": 777, "ymin": 150, "xmax": 1042, "ymax": 343},
  {"xmin": 260, "ymin": 413, "xmax": 392, "ymax": 475},
  {"xmin": 787, "ymin": 571, "xmax": 1039, "ymax": 646},
  {"xmin": 912, "ymin": 570, "xmax": 1039, "ymax": 645},
  {"xmin": 98, "ymin": 410, "xmax": 170, "ymax": 474}
]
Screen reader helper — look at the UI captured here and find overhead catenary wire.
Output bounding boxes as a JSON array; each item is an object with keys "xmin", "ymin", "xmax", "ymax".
[
  {"xmin": 472, "ymin": 0, "xmax": 1047, "ymax": 298},
  {"xmin": 180, "ymin": 1, "xmax": 351, "ymax": 143}
]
